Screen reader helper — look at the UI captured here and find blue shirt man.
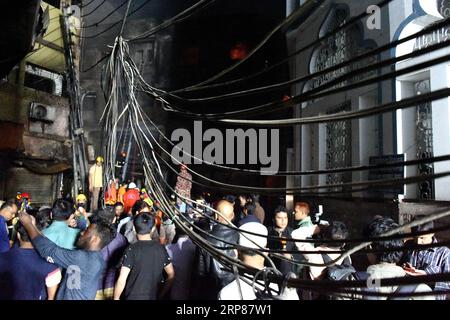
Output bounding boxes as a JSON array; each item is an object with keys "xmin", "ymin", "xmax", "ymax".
[
  {"xmin": 42, "ymin": 199, "xmax": 80, "ymax": 249},
  {"xmin": 0, "ymin": 215, "xmax": 9, "ymax": 253},
  {"xmin": 0, "ymin": 201, "xmax": 18, "ymax": 253},
  {"xmin": 409, "ymin": 240, "xmax": 450, "ymax": 299},
  {"xmin": 18, "ymin": 208, "xmax": 115, "ymax": 300},
  {"xmin": 43, "ymin": 221, "xmax": 80, "ymax": 250},
  {"xmin": 405, "ymin": 221, "xmax": 450, "ymax": 300},
  {"xmin": 33, "ymin": 235, "xmax": 104, "ymax": 300},
  {"xmin": 0, "ymin": 247, "xmax": 61, "ymax": 299}
]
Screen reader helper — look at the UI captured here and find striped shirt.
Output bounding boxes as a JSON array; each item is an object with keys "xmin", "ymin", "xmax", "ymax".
[{"xmin": 410, "ymin": 238, "xmax": 450, "ymax": 300}]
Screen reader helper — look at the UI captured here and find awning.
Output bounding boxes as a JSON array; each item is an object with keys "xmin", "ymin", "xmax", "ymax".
[{"xmin": 20, "ymin": 158, "xmax": 71, "ymax": 174}]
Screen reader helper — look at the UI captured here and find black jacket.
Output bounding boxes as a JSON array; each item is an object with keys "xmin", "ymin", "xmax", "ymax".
[
  {"xmin": 267, "ymin": 226, "xmax": 297, "ymax": 275},
  {"xmin": 194, "ymin": 223, "xmax": 239, "ymax": 299}
]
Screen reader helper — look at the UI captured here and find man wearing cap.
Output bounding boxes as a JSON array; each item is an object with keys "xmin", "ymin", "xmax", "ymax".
[
  {"xmin": 218, "ymin": 222, "xmax": 299, "ymax": 300},
  {"xmin": 71, "ymin": 194, "xmax": 90, "ymax": 231},
  {"xmin": 89, "ymin": 156, "xmax": 104, "ymax": 212}
]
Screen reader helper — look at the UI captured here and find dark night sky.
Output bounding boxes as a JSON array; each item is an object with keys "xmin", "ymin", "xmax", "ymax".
[
  {"xmin": 85, "ymin": 0, "xmax": 286, "ymax": 20},
  {"xmin": 81, "ymin": 0, "xmax": 287, "ymax": 90}
]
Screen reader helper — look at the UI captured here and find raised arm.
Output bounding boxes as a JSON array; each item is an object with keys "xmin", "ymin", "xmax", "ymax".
[{"xmin": 19, "ymin": 210, "xmax": 84, "ymax": 269}]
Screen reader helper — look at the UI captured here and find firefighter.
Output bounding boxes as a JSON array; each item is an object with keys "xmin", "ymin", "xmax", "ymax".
[
  {"xmin": 122, "ymin": 182, "xmax": 140, "ymax": 214},
  {"xmin": 89, "ymin": 156, "xmax": 104, "ymax": 211},
  {"xmin": 117, "ymin": 183, "xmax": 127, "ymax": 204},
  {"xmin": 105, "ymin": 179, "xmax": 118, "ymax": 206}
]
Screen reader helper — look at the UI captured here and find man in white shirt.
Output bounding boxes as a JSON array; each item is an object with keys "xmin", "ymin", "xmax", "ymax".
[{"xmin": 218, "ymin": 222, "xmax": 298, "ymax": 300}]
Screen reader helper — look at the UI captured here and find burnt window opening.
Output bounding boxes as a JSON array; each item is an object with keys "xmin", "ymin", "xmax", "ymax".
[
  {"xmin": 24, "ymin": 73, "xmax": 54, "ymax": 94},
  {"xmin": 24, "ymin": 63, "xmax": 64, "ymax": 96}
]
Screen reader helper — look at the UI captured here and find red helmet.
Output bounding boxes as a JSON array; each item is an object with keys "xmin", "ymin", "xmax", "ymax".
[
  {"xmin": 16, "ymin": 192, "xmax": 31, "ymax": 201},
  {"xmin": 21, "ymin": 192, "xmax": 31, "ymax": 199}
]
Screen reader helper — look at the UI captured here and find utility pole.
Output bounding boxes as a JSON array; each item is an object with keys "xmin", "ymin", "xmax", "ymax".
[{"xmin": 61, "ymin": 0, "xmax": 88, "ymax": 198}]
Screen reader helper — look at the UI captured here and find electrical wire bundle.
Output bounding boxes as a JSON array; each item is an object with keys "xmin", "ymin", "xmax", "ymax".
[{"xmin": 96, "ymin": 0, "xmax": 450, "ymax": 299}]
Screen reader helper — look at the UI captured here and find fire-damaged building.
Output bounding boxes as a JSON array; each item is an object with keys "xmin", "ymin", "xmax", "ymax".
[{"xmin": 0, "ymin": 0, "xmax": 83, "ymax": 206}]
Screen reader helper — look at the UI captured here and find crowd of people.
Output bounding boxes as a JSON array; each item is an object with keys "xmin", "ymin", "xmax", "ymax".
[{"xmin": 0, "ymin": 184, "xmax": 449, "ymax": 300}]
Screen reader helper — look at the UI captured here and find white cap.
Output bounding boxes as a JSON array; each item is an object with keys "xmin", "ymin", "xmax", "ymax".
[
  {"xmin": 128, "ymin": 182, "xmax": 137, "ymax": 189},
  {"xmin": 239, "ymin": 222, "xmax": 268, "ymax": 249}
]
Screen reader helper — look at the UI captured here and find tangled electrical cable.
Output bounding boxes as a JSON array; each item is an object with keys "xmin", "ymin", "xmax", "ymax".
[
  {"xmin": 169, "ymin": 0, "xmax": 392, "ymax": 94},
  {"xmin": 128, "ymin": 0, "xmax": 219, "ymax": 42},
  {"xmin": 75, "ymin": 0, "xmax": 153, "ymax": 40},
  {"xmin": 109, "ymin": 101, "xmax": 450, "ymax": 195},
  {"xmin": 81, "ymin": 0, "xmax": 107, "ymax": 17},
  {"xmin": 162, "ymin": 17, "xmax": 450, "ymax": 107},
  {"xmin": 95, "ymin": 0, "xmax": 450, "ymax": 299},
  {"xmin": 158, "ymin": 23, "xmax": 450, "ymax": 121}
]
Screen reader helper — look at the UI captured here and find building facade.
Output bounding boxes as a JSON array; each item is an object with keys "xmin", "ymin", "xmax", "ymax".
[
  {"xmin": 0, "ymin": 1, "xmax": 75, "ymax": 205},
  {"xmin": 286, "ymin": 0, "xmax": 450, "ymax": 205}
]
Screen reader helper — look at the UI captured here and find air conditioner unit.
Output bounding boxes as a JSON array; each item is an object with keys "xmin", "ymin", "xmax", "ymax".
[{"xmin": 29, "ymin": 102, "xmax": 56, "ymax": 123}]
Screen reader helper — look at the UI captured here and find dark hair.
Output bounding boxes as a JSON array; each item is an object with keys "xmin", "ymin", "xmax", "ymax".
[
  {"xmin": 411, "ymin": 217, "xmax": 434, "ymax": 234},
  {"xmin": 250, "ymin": 194, "xmax": 260, "ymax": 203},
  {"xmin": 365, "ymin": 216, "xmax": 403, "ymax": 264},
  {"xmin": 51, "ymin": 199, "xmax": 74, "ymax": 220},
  {"xmin": 134, "ymin": 212, "xmax": 154, "ymax": 235},
  {"xmin": 175, "ymin": 225, "xmax": 188, "ymax": 237},
  {"xmin": 36, "ymin": 207, "xmax": 52, "ymax": 230},
  {"xmin": 94, "ymin": 207, "xmax": 116, "ymax": 224},
  {"xmin": 274, "ymin": 206, "xmax": 288, "ymax": 216},
  {"xmin": 15, "ymin": 209, "xmax": 46, "ymax": 242},
  {"xmin": 16, "ymin": 222, "xmax": 31, "ymax": 242},
  {"xmin": 244, "ymin": 203, "xmax": 256, "ymax": 216},
  {"xmin": 114, "ymin": 202, "xmax": 124, "ymax": 208},
  {"xmin": 1, "ymin": 199, "xmax": 17, "ymax": 211},
  {"xmin": 224, "ymin": 195, "xmax": 236, "ymax": 204},
  {"xmin": 93, "ymin": 220, "xmax": 115, "ymax": 248},
  {"xmin": 132, "ymin": 200, "xmax": 151, "ymax": 216},
  {"xmin": 194, "ymin": 217, "xmax": 210, "ymax": 232},
  {"xmin": 323, "ymin": 221, "xmax": 349, "ymax": 248}
]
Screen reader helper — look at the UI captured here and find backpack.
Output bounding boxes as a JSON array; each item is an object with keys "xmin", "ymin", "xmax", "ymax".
[
  {"xmin": 321, "ymin": 253, "xmax": 356, "ymax": 281},
  {"xmin": 319, "ymin": 253, "xmax": 357, "ymax": 300}
]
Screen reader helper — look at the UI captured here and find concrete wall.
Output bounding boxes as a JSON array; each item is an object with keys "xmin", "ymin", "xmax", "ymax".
[
  {"xmin": 399, "ymin": 200, "xmax": 450, "ymax": 242},
  {"xmin": 394, "ymin": 0, "xmax": 450, "ymax": 201},
  {"xmin": 0, "ymin": 48, "xmax": 71, "ymax": 203},
  {"xmin": 0, "ymin": 81, "xmax": 70, "ymax": 160}
]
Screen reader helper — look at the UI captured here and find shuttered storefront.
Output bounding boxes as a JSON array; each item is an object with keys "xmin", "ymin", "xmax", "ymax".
[{"xmin": 3, "ymin": 167, "xmax": 56, "ymax": 206}]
